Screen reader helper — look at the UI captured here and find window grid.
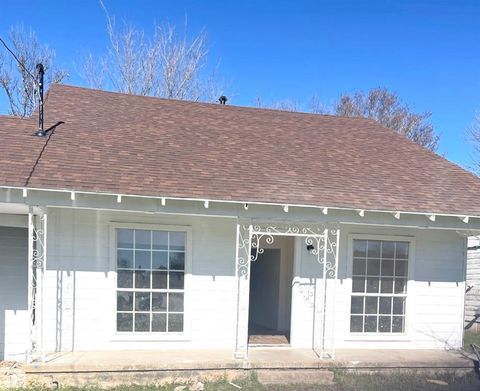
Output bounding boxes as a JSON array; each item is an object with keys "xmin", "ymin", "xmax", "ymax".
[
  {"xmin": 116, "ymin": 229, "xmax": 185, "ymax": 333},
  {"xmin": 350, "ymin": 239, "xmax": 408, "ymax": 334}
]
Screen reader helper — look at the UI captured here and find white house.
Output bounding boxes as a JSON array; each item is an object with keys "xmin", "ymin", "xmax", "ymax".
[
  {"xmin": 466, "ymin": 236, "xmax": 480, "ymax": 332},
  {"xmin": 1, "ymin": 84, "xmax": 479, "ymax": 363}
]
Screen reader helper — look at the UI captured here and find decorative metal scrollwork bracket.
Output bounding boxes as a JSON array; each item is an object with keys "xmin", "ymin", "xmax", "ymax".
[
  {"xmin": 236, "ymin": 223, "xmax": 339, "ymax": 278},
  {"xmin": 28, "ymin": 211, "xmax": 47, "ymax": 362}
]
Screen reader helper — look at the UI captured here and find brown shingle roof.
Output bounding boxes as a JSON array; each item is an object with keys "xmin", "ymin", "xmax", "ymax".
[
  {"xmin": 0, "ymin": 115, "xmax": 48, "ymax": 188},
  {"xmin": 2, "ymin": 83, "xmax": 480, "ymax": 216}
]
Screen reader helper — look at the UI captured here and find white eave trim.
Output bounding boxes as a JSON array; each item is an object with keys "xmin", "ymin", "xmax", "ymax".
[{"xmin": 2, "ymin": 185, "xmax": 479, "ymax": 222}]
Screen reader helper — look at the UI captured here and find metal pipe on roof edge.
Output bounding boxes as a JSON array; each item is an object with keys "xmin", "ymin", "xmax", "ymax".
[{"xmin": 1, "ymin": 185, "xmax": 479, "ymax": 221}]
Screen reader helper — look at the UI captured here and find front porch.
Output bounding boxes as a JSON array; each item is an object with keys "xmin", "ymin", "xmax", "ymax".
[
  {"xmin": 25, "ymin": 348, "xmax": 475, "ymax": 373},
  {"xmin": 0, "ymin": 196, "xmax": 477, "ymax": 363},
  {"xmin": 2, "ymin": 347, "xmax": 476, "ymax": 389}
]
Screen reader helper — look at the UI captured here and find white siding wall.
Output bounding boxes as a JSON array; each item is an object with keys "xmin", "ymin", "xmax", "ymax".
[
  {"xmin": 291, "ymin": 225, "xmax": 466, "ymax": 350},
  {"xmin": 0, "ymin": 226, "xmax": 29, "ymax": 361},
  {"xmin": 465, "ymin": 236, "xmax": 480, "ymax": 332},
  {"xmin": 12, "ymin": 208, "xmax": 466, "ymax": 355},
  {"xmin": 290, "ymin": 237, "xmax": 322, "ymax": 347},
  {"xmin": 42, "ymin": 208, "xmax": 238, "ymax": 352}
]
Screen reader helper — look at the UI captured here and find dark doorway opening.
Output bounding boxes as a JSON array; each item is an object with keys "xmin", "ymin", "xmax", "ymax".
[{"xmin": 248, "ymin": 244, "xmax": 293, "ymax": 345}]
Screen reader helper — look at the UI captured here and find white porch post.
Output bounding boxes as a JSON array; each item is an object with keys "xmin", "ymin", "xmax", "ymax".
[
  {"xmin": 234, "ymin": 223, "xmax": 252, "ymax": 359},
  {"xmin": 312, "ymin": 229, "xmax": 328, "ymax": 356},
  {"xmin": 330, "ymin": 226, "xmax": 340, "ymax": 359},
  {"xmin": 27, "ymin": 211, "xmax": 34, "ymax": 362},
  {"xmin": 39, "ymin": 212, "xmax": 47, "ymax": 362},
  {"xmin": 27, "ymin": 208, "xmax": 47, "ymax": 363},
  {"xmin": 314, "ymin": 227, "xmax": 340, "ymax": 359}
]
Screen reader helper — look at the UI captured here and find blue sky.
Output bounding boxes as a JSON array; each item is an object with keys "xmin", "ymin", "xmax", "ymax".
[{"xmin": 0, "ymin": 0, "xmax": 479, "ymax": 169}]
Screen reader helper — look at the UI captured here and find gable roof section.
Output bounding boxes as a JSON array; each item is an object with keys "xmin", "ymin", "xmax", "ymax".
[{"xmin": 2, "ymin": 83, "xmax": 480, "ymax": 216}]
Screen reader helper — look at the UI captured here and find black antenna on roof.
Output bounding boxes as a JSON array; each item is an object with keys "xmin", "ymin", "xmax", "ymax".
[{"xmin": 34, "ymin": 64, "xmax": 45, "ymax": 136}]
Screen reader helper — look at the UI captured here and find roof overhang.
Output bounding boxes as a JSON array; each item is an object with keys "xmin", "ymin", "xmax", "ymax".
[{"xmin": 1, "ymin": 185, "xmax": 480, "ymax": 232}]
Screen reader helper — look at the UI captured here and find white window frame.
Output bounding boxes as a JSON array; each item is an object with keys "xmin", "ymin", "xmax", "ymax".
[
  {"xmin": 109, "ymin": 222, "xmax": 192, "ymax": 342},
  {"xmin": 345, "ymin": 234, "xmax": 416, "ymax": 341}
]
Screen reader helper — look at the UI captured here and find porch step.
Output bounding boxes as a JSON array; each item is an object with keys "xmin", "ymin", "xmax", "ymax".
[
  {"xmin": 248, "ymin": 344, "xmax": 291, "ymax": 348},
  {"xmin": 256, "ymin": 368, "xmax": 334, "ymax": 385}
]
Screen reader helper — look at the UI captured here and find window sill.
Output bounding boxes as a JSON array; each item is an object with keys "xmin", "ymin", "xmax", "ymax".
[
  {"xmin": 111, "ymin": 332, "xmax": 190, "ymax": 342},
  {"xmin": 346, "ymin": 333, "xmax": 411, "ymax": 342}
]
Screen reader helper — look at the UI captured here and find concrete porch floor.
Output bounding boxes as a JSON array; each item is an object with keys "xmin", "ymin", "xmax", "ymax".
[{"xmin": 26, "ymin": 348, "xmax": 476, "ymax": 373}]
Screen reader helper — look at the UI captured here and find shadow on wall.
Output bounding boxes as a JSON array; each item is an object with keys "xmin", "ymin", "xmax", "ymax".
[{"xmin": 0, "ymin": 226, "xmax": 28, "ymax": 360}]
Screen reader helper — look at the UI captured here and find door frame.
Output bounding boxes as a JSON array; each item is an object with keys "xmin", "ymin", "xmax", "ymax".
[
  {"xmin": 234, "ymin": 222, "xmax": 340, "ymax": 359},
  {"xmin": 248, "ymin": 244, "xmax": 292, "ymax": 344}
]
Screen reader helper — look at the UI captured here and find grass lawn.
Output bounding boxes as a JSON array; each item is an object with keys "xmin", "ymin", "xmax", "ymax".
[
  {"xmin": 464, "ymin": 331, "xmax": 480, "ymax": 351},
  {"xmin": 2, "ymin": 371, "xmax": 480, "ymax": 391}
]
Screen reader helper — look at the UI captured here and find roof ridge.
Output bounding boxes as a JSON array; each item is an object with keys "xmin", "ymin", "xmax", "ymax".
[{"xmin": 48, "ymin": 83, "xmax": 373, "ymax": 121}]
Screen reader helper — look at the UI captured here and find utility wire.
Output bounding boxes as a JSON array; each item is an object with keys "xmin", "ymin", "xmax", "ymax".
[{"xmin": 0, "ymin": 36, "xmax": 37, "ymax": 81}]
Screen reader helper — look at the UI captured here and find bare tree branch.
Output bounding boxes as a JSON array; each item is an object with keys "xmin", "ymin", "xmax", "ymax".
[
  {"xmin": 334, "ymin": 88, "xmax": 439, "ymax": 151},
  {"xmin": 155, "ymin": 21, "xmax": 208, "ymax": 100},
  {"xmin": 200, "ymin": 60, "xmax": 231, "ymax": 103},
  {"xmin": 309, "ymin": 95, "xmax": 331, "ymax": 114},
  {"xmin": 469, "ymin": 110, "xmax": 480, "ymax": 174},
  {"xmin": 82, "ymin": 2, "xmax": 221, "ymax": 102},
  {"xmin": 80, "ymin": 52, "xmax": 106, "ymax": 90},
  {"xmin": 254, "ymin": 97, "xmax": 301, "ymax": 112},
  {"xmin": 254, "ymin": 88, "xmax": 439, "ymax": 151},
  {"xmin": 0, "ymin": 25, "xmax": 67, "ymax": 117}
]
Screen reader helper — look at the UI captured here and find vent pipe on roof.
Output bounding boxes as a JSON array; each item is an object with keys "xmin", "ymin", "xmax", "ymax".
[
  {"xmin": 34, "ymin": 63, "xmax": 45, "ymax": 137},
  {"xmin": 218, "ymin": 95, "xmax": 227, "ymax": 105}
]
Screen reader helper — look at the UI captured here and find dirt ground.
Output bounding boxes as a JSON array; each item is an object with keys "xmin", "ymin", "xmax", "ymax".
[{"xmin": 2, "ymin": 370, "xmax": 480, "ymax": 391}]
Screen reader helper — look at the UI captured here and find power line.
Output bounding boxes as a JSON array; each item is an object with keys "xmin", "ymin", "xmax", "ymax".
[{"xmin": 0, "ymin": 36, "xmax": 36, "ymax": 81}]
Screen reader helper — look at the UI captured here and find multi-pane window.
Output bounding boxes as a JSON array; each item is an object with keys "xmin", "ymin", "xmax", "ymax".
[
  {"xmin": 116, "ymin": 228, "xmax": 185, "ymax": 333},
  {"xmin": 350, "ymin": 239, "xmax": 409, "ymax": 333}
]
